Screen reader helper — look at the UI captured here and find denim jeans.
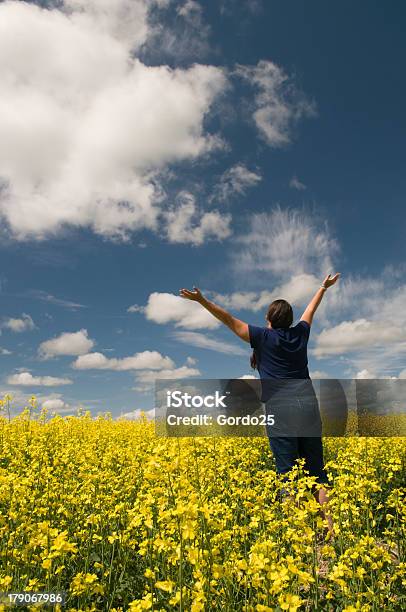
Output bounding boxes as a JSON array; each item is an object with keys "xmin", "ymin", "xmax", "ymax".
[{"xmin": 268, "ymin": 435, "xmax": 329, "ymax": 485}]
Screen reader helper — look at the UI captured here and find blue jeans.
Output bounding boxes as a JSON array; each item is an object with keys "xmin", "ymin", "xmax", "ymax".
[
  {"xmin": 263, "ymin": 381, "xmax": 329, "ymax": 487},
  {"xmin": 268, "ymin": 435, "xmax": 329, "ymax": 485}
]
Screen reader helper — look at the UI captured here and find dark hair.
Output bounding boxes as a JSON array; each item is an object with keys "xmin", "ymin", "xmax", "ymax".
[
  {"xmin": 266, "ymin": 299, "xmax": 293, "ymax": 329},
  {"xmin": 250, "ymin": 299, "xmax": 293, "ymax": 370}
]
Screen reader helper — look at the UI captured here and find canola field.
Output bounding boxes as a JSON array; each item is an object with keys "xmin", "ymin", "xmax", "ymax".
[{"xmin": 0, "ymin": 404, "xmax": 404, "ymax": 611}]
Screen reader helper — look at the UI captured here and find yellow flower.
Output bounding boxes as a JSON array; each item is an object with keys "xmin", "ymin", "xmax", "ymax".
[
  {"xmin": 51, "ymin": 531, "xmax": 78, "ymax": 554},
  {"xmin": 41, "ymin": 558, "xmax": 52, "ymax": 570},
  {"xmin": 128, "ymin": 594, "xmax": 153, "ymax": 611},
  {"xmin": 0, "ymin": 576, "xmax": 12, "ymax": 589},
  {"xmin": 279, "ymin": 593, "xmax": 303, "ymax": 611},
  {"xmin": 154, "ymin": 580, "xmax": 174, "ymax": 593}
]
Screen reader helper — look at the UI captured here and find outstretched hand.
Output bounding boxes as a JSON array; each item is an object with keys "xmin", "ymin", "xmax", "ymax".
[
  {"xmin": 179, "ymin": 286, "xmax": 204, "ymax": 303},
  {"xmin": 322, "ymin": 273, "xmax": 341, "ymax": 289}
]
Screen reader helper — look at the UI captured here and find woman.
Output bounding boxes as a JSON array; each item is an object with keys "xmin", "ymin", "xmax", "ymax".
[{"xmin": 179, "ymin": 273, "xmax": 340, "ymax": 536}]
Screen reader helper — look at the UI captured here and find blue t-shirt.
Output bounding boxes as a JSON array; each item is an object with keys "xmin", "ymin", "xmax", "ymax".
[{"xmin": 248, "ymin": 320, "xmax": 311, "ymax": 380}]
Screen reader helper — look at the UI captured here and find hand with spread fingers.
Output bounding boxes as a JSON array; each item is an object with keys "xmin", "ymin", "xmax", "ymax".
[
  {"xmin": 322, "ymin": 273, "xmax": 341, "ymax": 289},
  {"xmin": 179, "ymin": 286, "xmax": 204, "ymax": 303}
]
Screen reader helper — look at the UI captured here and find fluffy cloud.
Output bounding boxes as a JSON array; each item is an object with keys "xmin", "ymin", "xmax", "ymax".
[
  {"xmin": 119, "ymin": 408, "xmax": 156, "ymax": 420},
  {"xmin": 42, "ymin": 397, "xmax": 70, "ymax": 412},
  {"xmin": 235, "ymin": 60, "xmax": 316, "ymax": 147},
  {"xmin": 171, "ymin": 331, "xmax": 247, "ymax": 355},
  {"xmin": 355, "ymin": 369, "xmax": 375, "ymax": 379},
  {"xmin": 164, "ymin": 192, "xmax": 231, "ymax": 245},
  {"xmin": 211, "ymin": 164, "xmax": 262, "ymax": 203},
  {"xmin": 133, "ymin": 364, "xmax": 201, "ymax": 393},
  {"xmin": 39, "ymin": 329, "xmax": 95, "ymax": 359},
  {"xmin": 225, "ymin": 207, "xmax": 406, "ymax": 377},
  {"xmin": 71, "ymin": 344, "xmax": 199, "ymax": 394},
  {"xmin": 235, "ymin": 207, "xmax": 337, "ymax": 279},
  {"xmin": 0, "ymin": 1, "xmax": 227, "ymax": 241},
  {"xmin": 62, "ymin": 0, "xmax": 155, "ymax": 50},
  {"xmin": 212, "ymin": 273, "xmax": 320, "ymax": 312},
  {"xmin": 310, "ymin": 370, "xmax": 331, "ymax": 379},
  {"xmin": 142, "ymin": 292, "xmax": 220, "ymax": 329},
  {"xmin": 312, "ymin": 280, "xmax": 406, "ymax": 374},
  {"xmin": 2, "ymin": 313, "xmax": 35, "ymax": 333},
  {"xmin": 7, "ymin": 371, "xmax": 73, "ymax": 387},
  {"xmin": 313, "ymin": 319, "xmax": 406, "ymax": 358},
  {"xmin": 355, "ymin": 369, "xmax": 397, "ymax": 380},
  {"xmin": 72, "ymin": 350, "xmax": 174, "ymax": 371}
]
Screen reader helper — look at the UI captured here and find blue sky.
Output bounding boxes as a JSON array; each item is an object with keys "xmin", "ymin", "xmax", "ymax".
[{"xmin": 0, "ymin": 0, "xmax": 405, "ymax": 417}]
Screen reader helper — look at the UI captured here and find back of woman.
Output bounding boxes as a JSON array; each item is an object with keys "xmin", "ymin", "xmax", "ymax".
[
  {"xmin": 249, "ymin": 319, "xmax": 311, "ymax": 380},
  {"xmin": 179, "ymin": 273, "xmax": 340, "ymax": 537}
]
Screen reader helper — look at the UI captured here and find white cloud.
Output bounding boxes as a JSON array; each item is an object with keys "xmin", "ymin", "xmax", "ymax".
[
  {"xmin": 2, "ymin": 313, "xmax": 35, "ymax": 333},
  {"xmin": 133, "ymin": 364, "xmax": 201, "ymax": 393},
  {"xmin": 171, "ymin": 331, "xmax": 247, "ymax": 355},
  {"xmin": 313, "ymin": 319, "xmax": 406, "ymax": 358},
  {"xmin": 225, "ymin": 208, "xmax": 406, "ymax": 378},
  {"xmin": 164, "ymin": 191, "xmax": 231, "ymax": 245},
  {"xmin": 289, "ymin": 175, "xmax": 306, "ymax": 191},
  {"xmin": 212, "ymin": 163, "xmax": 262, "ymax": 203},
  {"xmin": 39, "ymin": 329, "xmax": 95, "ymax": 359},
  {"xmin": 235, "ymin": 60, "xmax": 316, "ymax": 147},
  {"xmin": 42, "ymin": 397, "xmax": 71, "ymax": 412},
  {"xmin": 236, "ymin": 207, "xmax": 337, "ymax": 279},
  {"xmin": 7, "ymin": 371, "xmax": 73, "ymax": 387},
  {"xmin": 145, "ymin": 0, "xmax": 212, "ymax": 63},
  {"xmin": 0, "ymin": 388, "xmax": 74, "ymax": 416},
  {"xmin": 119, "ymin": 407, "xmax": 155, "ymax": 420},
  {"xmin": 355, "ymin": 369, "xmax": 375, "ymax": 379},
  {"xmin": 144, "ymin": 292, "xmax": 220, "ymax": 329},
  {"xmin": 0, "ymin": 347, "xmax": 12, "ymax": 355},
  {"xmin": 72, "ymin": 350, "xmax": 174, "ymax": 371},
  {"xmin": 310, "ymin": 370, "xmax": 331, "ymax": 379},
  {"xmin": 28, "ymin": 290, "xmax": 86, "ymax": 310},
  {"xmin": 311, "ymin": 289, "xmax": 406, "ymax": 376},
  {"xmin": 62, "ymin": 0, "xmax": 154, "ymax": 50},
  {"xmin": 0, "ymin": 1, "xmax": 227, "ymax": 241},
  {"xmin": 212, "ymin": 273, "xmax": 319, "ymax": 312},
  {"xmin": 355, "ymin": 369, "xmax": 397, "ymax": 380},
  {"xmin": 127, "ymin": 304, "xmax": 145, "ymax": 314}
]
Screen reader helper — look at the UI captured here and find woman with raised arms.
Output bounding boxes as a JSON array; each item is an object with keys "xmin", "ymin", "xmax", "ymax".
[{"xmin": 180, "ymin": 272, "xmax": 340, "ymax": 537}]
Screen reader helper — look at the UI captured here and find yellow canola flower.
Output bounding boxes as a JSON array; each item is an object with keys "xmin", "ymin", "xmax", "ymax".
[
  {"xmin": 278, "ymin": 593, "xmax": 303, "ymax": 611},
  {"xmin": 154, "ymin": 580, "xmax": 175, "ymax": 593},
  {"xmin": 128, "ymin": 594, "xmax": 153, "ymax": 611},
  {"xmin": 0, "ymin": 405, "xmax": 404, "ymax": 611}
]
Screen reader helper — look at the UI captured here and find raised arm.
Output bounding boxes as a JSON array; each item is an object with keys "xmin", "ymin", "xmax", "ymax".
[
  {"xmin": 300, "ymin": 273, "xmax": 340, "ymax": 326},
  {"xmin": 179, "ymin": 286, "xmax": 250, "ymax": 343}
]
